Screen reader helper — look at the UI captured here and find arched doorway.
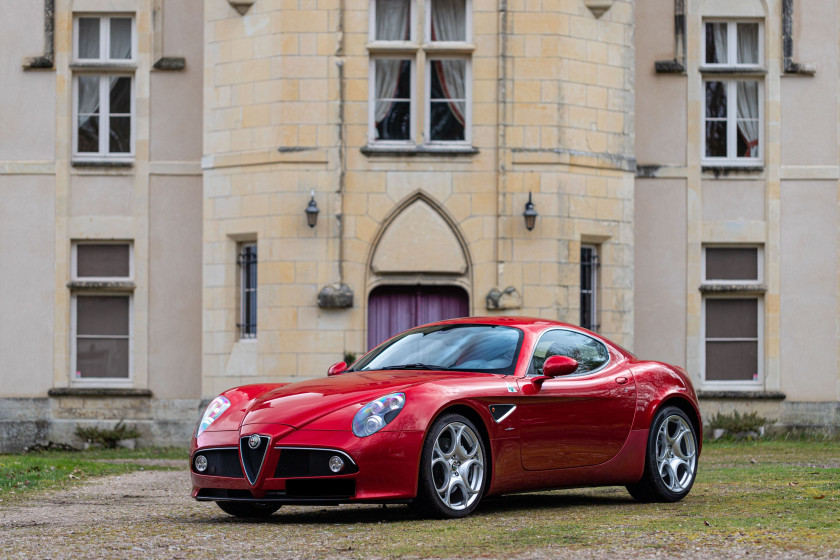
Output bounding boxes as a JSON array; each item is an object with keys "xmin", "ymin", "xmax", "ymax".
[{"xmin": 367, "ymin": 285, "xmax": 469, "ymax": 350}]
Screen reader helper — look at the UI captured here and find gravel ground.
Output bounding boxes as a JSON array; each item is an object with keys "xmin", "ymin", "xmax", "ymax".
[{"xmin": 0, "ymin": 468, "xmax": 835, "ymax": 560}]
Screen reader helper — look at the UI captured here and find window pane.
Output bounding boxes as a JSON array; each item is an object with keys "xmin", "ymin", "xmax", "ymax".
[
  {"xmin": 736, "ymin": 81, "xmax": 759, "ymax": 158},
  {"xmin": 77, "ymin": 244, "xmax": 130, "ymax": 277},
  {"xmin": 705, "ymin": 81, "xmax": 727, "ymax": 118},
  {"xmin": 77, "ymin": 296, "xmax": 130, "ymax": 336},
  {"xmin": 375, "ymin": 0, "xmax": 410, "ymax": 41},
  {"xmin": 736, "ymin": 23, "xmax": 759, "ymax": 64},
  {"xmin": 78, "ymin": 116, "xmax": 99, "ymax": 153},
  {"xmin": 706, "ymin": 298, "xmax": 758, "ymax": 339},
  {"xmin": 430, "ymin": 59, "xmax": 466, "ymax": 141},
  {"xmin": 78, "ymin": 18, "xmax": 100, "ymax": 59},
  {"xmin": 532, "ymin": 330, "xmax": 609, "ymax": 375},
  {"xmin": 431, "ymin": 0, "xmax": 466, "ymax": 41},
  {"xmin": 110, "ymin": 18, "xmax": 132, "ymax": 59},
  {"xmin": 239, "ymin": 244, "xmax": 257, "ymax": 338},
  {"xmin": 109, "ymin": 117, "xmax": 131, "ymax": 153},
  {"xmin": 705, "ymin": 341, "xmax": 758, "ymax": 381},
  {"xmin": 109, "ymin": 77, "xmax": 131, "ymax": 114},
  {"xmin": 706, "ymin": 247, "xmax": 758, "ymax": 281},
  {"xmin": 374, "ymin": 59, "xmax": 411, "ymax": 140},
  {"xmin": 705, "ymin": 121, "xmax": 727, "ymax": 158},
  {"xmin": 77, "ymin": 338, "xmax": 129, "ymax": 378},
  {"xmin": 78, "ymin": 75, "xmax": 100, "ymax": 153},
  {"xmin": 580, "ymin": 246, "xmax": 597, "ymax": 331},
  {"xmin": 705, "ymin": 23, "xmax": 727, "ymax": 64}
]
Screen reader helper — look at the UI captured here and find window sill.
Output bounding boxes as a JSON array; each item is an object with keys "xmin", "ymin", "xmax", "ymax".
[
  {"xmin": 701, "ymin": 165, "xmax": 764, "ymax": 178},
  {"xmin": 699, "ymin": 283, "xmax": 766, "ymax": 294},
  {"xmin": 699, "ymin": 66, "xmax": 766, "ymax": 75},
  {"xmin": 48, "ymin": 387, "xmax": 152, "ymax": 398},
  {"xmin": 697, "ymin": 390, "xmax": 785, "ymax": 400},
  {"xmin": 361, "ymin": 144, "xmax": 479, "ymax": 157},
  {"xmin": 70, "ymin": 62, "xmax": 138, "ymax": 71},
  {"xmin": 67, "ymin": 281, "xmax": 136, "ymax": 292},
  {"xmin": 72, "ymin": 159, "xmax": 134, "ymax": 169}
]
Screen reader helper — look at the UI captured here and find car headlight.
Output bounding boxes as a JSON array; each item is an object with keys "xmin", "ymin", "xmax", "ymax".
[
  {"xmin": 196, "ymin": 396, "xmax": 230, "ymax": 437},
  {"xmin": 352, "ymin": 393, "xmax": 405, "ymax": 437}
]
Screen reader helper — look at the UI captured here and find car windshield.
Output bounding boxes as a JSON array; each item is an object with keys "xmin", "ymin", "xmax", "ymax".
[{"xmin": 354, "ymin": 324, "xmax": 523, "ymax": 375}]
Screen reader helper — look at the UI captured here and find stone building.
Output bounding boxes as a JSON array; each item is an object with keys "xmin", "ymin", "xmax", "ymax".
[
  {"xmin": 635, "ymin": 0, "xmax": 840, "ymax": 428},
  {"xmin": 0, "ymin": 0, "xmax": 204, "ymax": 450},
  {"xmin": 0, "ymin": 0, "xmax": 837, "ymax": 451}
]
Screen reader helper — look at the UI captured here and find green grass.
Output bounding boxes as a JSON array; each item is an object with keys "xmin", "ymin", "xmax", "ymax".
[{"xmin": 0, "ymin": 446, "xmax": 186, "ymax": 499}]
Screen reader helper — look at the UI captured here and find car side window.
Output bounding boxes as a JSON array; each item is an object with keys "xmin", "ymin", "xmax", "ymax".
[{"xmin": 529, "ymin": 329, "xmax": 610, "ymax": 376}]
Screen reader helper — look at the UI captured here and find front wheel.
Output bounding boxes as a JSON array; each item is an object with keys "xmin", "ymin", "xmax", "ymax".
[
  {"xmin": 626, "ymin": 406, "xmax": 698, "ymax": 502},
  {"xmin": 216, "ymin": 501, "xmax": 281, "ymax": 518},
  {"xmin": 412, "ymin": 413, "xmax": 487, "ymax": 518}
]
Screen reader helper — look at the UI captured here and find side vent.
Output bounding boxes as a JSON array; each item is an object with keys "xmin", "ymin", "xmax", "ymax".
[
  {"xmin": 489, "ymin": 404, "xmax": 517, "ymax": 423},
  {"xmin": 240, "ymin": 435, "xmax": 270, "ymax": 485}
]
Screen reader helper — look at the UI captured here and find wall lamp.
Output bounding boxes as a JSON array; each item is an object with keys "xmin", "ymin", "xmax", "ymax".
[
  {"xmin": 305, "ymin": 190, "xmax": 320, "ymax": 228},
  {"xmin": 523, "ymin": 192, "xmax": 538, "ymax": 231}
]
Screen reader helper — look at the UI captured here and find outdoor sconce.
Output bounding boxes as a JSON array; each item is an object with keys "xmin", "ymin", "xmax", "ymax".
[
  {"xmin": 305, "ymin": 191, "xmax": 320, "ymax": 228},
  {"xmin": 523, "ymin": 192, "xmax": 538, "ymax": 231}
]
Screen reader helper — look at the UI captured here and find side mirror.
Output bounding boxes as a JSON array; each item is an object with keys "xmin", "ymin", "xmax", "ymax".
[
  {"xmin": 543, "ymin": 355, "xmax": 578, "ymax": 378},
  {"xmin": 327, "ymin": 362, "xmax": 348, "ymax": 376}
]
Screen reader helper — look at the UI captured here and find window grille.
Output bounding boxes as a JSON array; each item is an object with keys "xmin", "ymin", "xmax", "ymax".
[
  {"xmin": 237, "ymin": 244, "xmax": 257, "ymax": 339},
  {"xmin": 580, "ymin": 245, "xmax": 599, "ymax": 332}
]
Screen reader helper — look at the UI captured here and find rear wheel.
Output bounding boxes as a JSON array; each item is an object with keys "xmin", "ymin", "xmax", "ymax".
[
  {"xmin": 412, "ymin": 413, "xmax": 487, "ymax": 518},
  {"xmin": 215, "ymin": 501, "xmax": 281, "ymax": 518},
  {"xmin": 626, "ymin": 406, "xmax": 698, "ymax": 502}
]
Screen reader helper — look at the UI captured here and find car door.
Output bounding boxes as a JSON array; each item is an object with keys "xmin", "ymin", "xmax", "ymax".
[{"xmin": 517, "ymin": 329, "xmax": 636, "ymax": 470}]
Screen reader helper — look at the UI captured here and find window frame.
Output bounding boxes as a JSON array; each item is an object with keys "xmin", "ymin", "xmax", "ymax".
[
  {"xmin": 367, "ymin": 0, "xmax": 473, "ymax": 147},
  {"xmin": 579, "ymin": 244, "xmax": 600, "ymax": 332},
  {"xmin": 71, "ymin": 14, "xmax": 136, "ymax": 162},
  {"xmin": 701, "ymin": 295, "xmax": 764, "ymax": 390},
  {"xmin": 701, "ymin": 245, "xmax": 764, "ymax": 286},
  {"xmin": 70, "ymin": 240, "xmax": 135, "ymax": 386},
  {"xmin": 237, "ymin": 242, "xmax": 258, "ymax": 340},
  {"xmin": 700, "ymin": 19, "xmax": 764, "ymax": 167}
]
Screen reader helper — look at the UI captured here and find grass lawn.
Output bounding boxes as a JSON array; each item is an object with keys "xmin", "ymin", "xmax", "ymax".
[{"xmin": 0, "ymin": 446, "xmax": 186, "ymax": 500}]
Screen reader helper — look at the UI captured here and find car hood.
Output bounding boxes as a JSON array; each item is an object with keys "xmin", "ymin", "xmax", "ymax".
[{"xmin": 241, "ymin": 370, "xmax": 474, "ymax": 429}]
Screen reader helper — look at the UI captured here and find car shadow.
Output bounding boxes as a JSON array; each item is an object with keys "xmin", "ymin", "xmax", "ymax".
[{"xmin": 182, "ymin": 489, "xmax": 636, "ymax": 525}]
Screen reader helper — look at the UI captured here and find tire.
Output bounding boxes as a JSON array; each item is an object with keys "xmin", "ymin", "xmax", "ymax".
[
  {"xmin": 215, "ymin": 501, "xmax": 281, "ymax": 518},
  {"xmin": 412, "ymin": 413, "xmax": 488, "ymax": 519},
  {"xmin": 626, "ymin": 406, "xmax": 698, "ymax": 503}
]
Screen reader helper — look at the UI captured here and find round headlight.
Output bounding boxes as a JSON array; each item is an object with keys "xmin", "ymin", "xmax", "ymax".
[
  {"xmin": 329, "ymin": 455, "xmax": 345, "ymax": 473},
  {"xmin": 364, "ymin": 415, "xmax": 384, "ymax": 435},
  {"xmin": 194, "ymin": 454, "xmax": 208, "ymax": 472}
]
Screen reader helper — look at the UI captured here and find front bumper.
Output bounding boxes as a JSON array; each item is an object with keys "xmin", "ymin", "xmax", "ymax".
[{"xmin": 191, "ymin": 426, "xmax": 425, "ymax": 504}]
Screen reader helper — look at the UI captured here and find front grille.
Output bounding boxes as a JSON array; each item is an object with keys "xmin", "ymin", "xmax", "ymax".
[
  {"xmin": 240, "ymin": 435, "xmax": 270, "ymax": 485},
  {"xmin": 192, "ymin": 448, "xmax": 243, "ymax": 478},
  {"xmin": 275, "ymin": 448, "xmax": 359, "ymax": 478},
  {"xmin": 285, "ymin": 479, "xmax": 356, "ymax": 498}
]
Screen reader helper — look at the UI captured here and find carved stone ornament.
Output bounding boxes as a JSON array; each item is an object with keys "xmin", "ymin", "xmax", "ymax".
[
  {"xmin": 228, "ymin": 0, "xmax": 256, "ymax": 15},
  {"xmin": 585, "ymin": 0, "xmax": 614, "ymax": 19},
  {"xmin": 485, "ymin": 286, "xmax": 522, "ymax": 310},
  {"xmin": 318, "ymin": 283, "xmax": 354, "ymax": 308}
]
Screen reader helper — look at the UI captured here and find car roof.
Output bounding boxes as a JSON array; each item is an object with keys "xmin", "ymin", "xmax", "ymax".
[{"xmin": 422, "ymin": 316, "xmax": 578, "ymax": 333}]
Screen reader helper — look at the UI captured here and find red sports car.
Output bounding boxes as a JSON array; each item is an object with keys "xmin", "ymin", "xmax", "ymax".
[{"xmin": 191, "ymin": 317, "xmax": 701, "ymax": 518}]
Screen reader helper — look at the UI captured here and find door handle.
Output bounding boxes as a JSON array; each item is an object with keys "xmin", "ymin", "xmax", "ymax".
[{"xmin": 616, "ymin": 376, "xmax": 628, "ymax": 385}]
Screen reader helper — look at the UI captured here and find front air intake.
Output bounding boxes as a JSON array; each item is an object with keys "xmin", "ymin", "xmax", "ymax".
[{"xmin": 240, "ymin": 435, "xmax": 270, "ymax": 485}]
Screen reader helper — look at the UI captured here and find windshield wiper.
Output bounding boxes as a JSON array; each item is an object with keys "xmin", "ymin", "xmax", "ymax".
[{"xmin": 378, "ymin": 363, "xmax": 449, "ymax": 371}]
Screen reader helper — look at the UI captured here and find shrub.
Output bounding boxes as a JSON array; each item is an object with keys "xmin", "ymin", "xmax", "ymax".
[
  {"xmin": 708, "ymin": 410, "xmax": 770, "ymax": 434},
  {"xmin": 75, "ymin": 421, "xmax": 140, "ymax": 449}
]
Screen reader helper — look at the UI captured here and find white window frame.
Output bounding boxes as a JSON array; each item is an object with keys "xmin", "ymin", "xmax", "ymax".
[
  {"xmin": 700, "ymin": 20, "xmax": 763, "ymax": 70},
  {"xmin": 701, "ymin": 295, "xmax": 764, "ymax": 391},
  {"xmin": 367, "ymin": 0, "xmax": 473, "ymax": 146},
  {"xmin": 70, "ymin": 240, "xmax": 135, "ymax": 386},
  {"xmin": 72, "ymin": 15, "xmax": 137, "ymax": 63},
  {"xmin": 72, "ymin": 15, "xmax": 136, "ymax": 162},
  {"xmin": 700, "ymin": 20, "xmax": 764, "ymax": 167},
  {"xmin": 701, "ymin": 245, "xmax": 764, "ymax": 286}
]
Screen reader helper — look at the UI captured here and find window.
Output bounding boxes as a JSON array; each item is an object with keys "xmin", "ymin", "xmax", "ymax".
[
  {"xmin": 701, "ymin": 21, "xmax": 763, "ymax": 165},
  {"xmin": 702, "ymin": 247, "xmax": 763, "ymax": 386},
  {"xmin": 529, "ymin": 329, "xmax": 610, "ymax": 376},
  {"xmin": 369, "ymin": 0, "xmax": 472, "ymax": 145},
  {"xmin": 237, "ymin": 243, "xmax": 257, "ymax": 339},
  {"xmin": 580, "ymin": 245, "xmax": 599, "ymax": 332},
  {"xmin": 73, "ymin": 16, "xmax": 135, "ymax": 160},
  {"xmin": 71, "ymin": 243, "xmax": 133, "ymax": 381}
]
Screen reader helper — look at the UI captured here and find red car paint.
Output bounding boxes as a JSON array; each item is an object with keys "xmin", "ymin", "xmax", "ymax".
[{"xmin": 191, "ymin": 317, "xmax": 702, "ymax": 505}]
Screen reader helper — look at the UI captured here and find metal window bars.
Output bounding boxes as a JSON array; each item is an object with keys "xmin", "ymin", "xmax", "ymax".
[
  {"xmin": 237, "ymin": 244, "xmax": 257, "ymax": 338},
  {"xmin": 580, "ymin": 246, "xmax": 600, "ymax": 332}
]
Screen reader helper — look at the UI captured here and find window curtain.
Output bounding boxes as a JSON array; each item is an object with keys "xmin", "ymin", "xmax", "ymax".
[
  {"xmin": 110, "ymin": 18, "xmax": 132, "ymax": 59},
  {"xmin": 430, "ymin": 0, "xmax": 466, "ymax": 126},
  {"xmin": 737, "ymin": 81, "xmax": 759, "ymax": 157},
  {"xmin": 736, "ymin": 23, "xmax": 758, "ymax": 64},
  {"xmin": 709, "ymin": 22, "xmax": 727, "ymax": 64},
  {"xmin": 374, "ymin": 0, "xmax": 410, "ymax": 125}
]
